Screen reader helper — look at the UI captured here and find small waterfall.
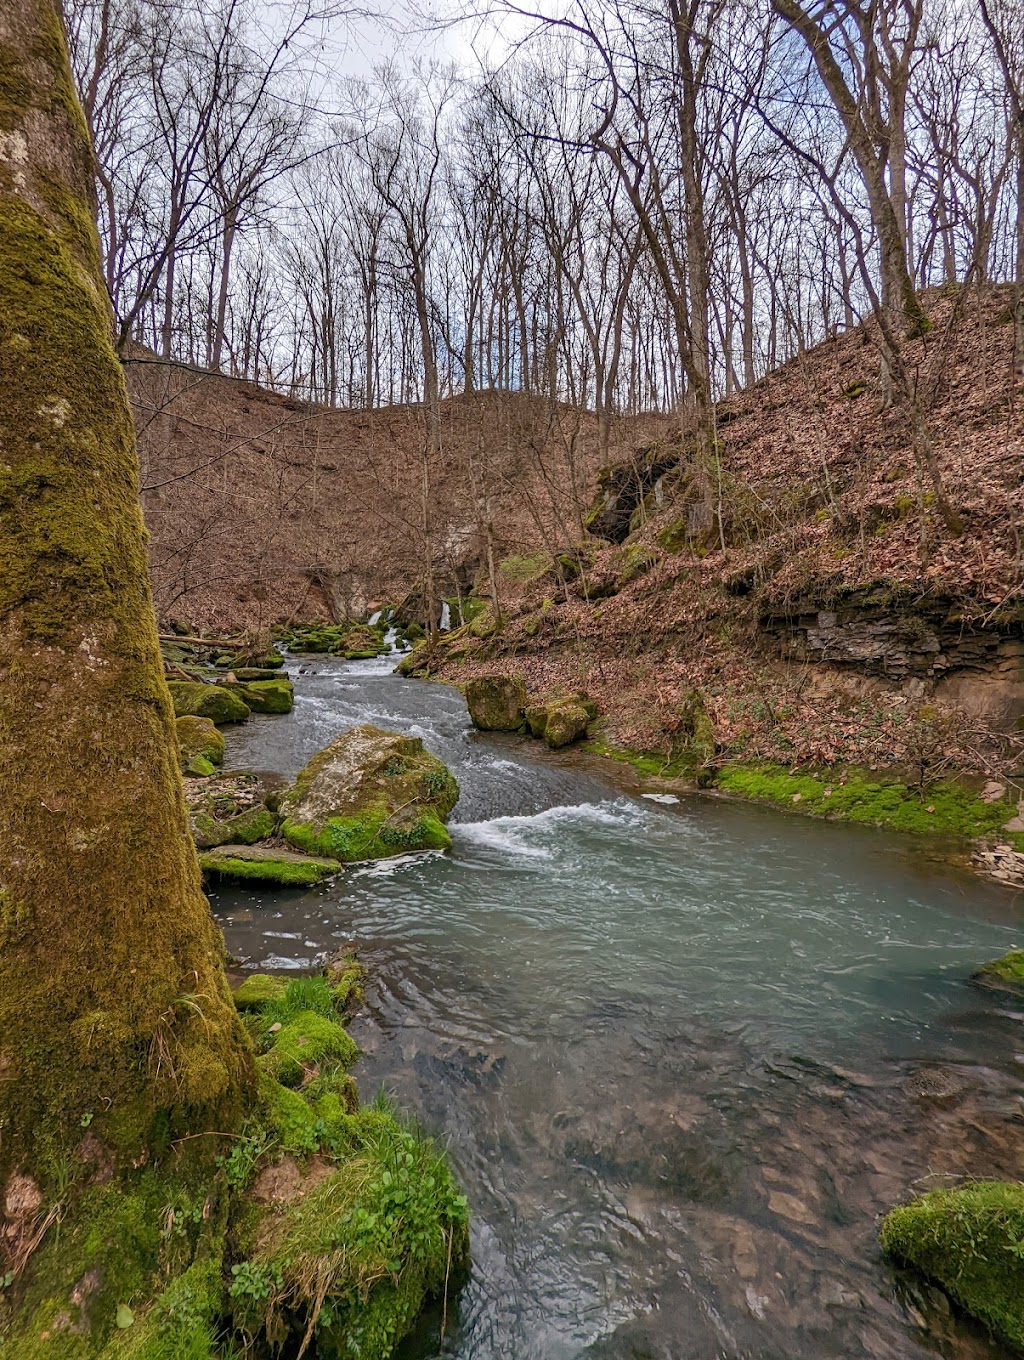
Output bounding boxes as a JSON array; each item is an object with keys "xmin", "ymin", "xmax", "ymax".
[
  {"xmin": 368, "ymin": 609, "xmax": 383, "ymax": 626},
  {"xmin": 439, "ymin": 602, "xmax": 451, "ymax": 631}
]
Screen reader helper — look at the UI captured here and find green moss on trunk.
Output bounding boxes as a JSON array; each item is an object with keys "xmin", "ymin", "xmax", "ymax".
[{"xmin": 0, "ymin": 0, "xmax": 249, "ymax": 1186}]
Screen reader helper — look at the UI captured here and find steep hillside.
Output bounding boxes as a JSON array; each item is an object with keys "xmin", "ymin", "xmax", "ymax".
[
  {"xmin": 415, "ymin": 287, "xmax": 1024, "ymax": 808},
  {"xmin": 130, "ymin": 354, "xmax": 644, "ymax": 632}
]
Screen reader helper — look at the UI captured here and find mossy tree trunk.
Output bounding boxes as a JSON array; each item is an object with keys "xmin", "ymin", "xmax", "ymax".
[{"xmin": 0, "ymin": 0, "xmax": 250, "ymax": 1196}]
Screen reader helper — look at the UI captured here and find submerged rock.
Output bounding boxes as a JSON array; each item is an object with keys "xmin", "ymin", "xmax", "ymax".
[
  {"xmin": 970, "ymin": 948, "xmax": 1024, "ymax": 995},
  {"xmin": 167, "ymin": 679, "xmax": 251, "ymax": 724},
  {"xmin": 200, "ymin": 843, "xmax": 340, "ymax": 886},
  {"xmin": 280, "ymin": 724, "xmax": 459, "ymax": 861},
  {"xmin": 881, "ymin": 1181, "xmax": 1024, "ymax": 1351},
  {"xmin": 465, "ymin": 674, "xmax": 526, "ymax": 731}
]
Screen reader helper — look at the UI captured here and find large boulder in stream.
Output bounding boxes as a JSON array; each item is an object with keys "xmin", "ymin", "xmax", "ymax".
[
  {"xmin": 280, "ymin": 724, "xmax": 460, "ymax": 862},
  {"xmin": 225, "ymin": 675, "xmax": 294, "ymax": 714},
  {"xmin": 525, "ymin": 695, "xmax": 597, "ymax": 749},
  {"xmin": 167, "ymin": 679, "xmax": 251, "ymax": 724},
  {"xmin": 465, "ymin": 674, "xmax": 526, "ymax": 731}
]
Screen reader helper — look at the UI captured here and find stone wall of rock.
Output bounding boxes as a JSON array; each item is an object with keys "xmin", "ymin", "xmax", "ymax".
[{"xmin": 758, "ymin": 587, "xmax": 1024, "ymax": 730}]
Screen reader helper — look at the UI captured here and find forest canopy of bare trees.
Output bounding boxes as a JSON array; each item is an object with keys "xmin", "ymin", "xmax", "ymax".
[{"xmin": 69, "ymin": 0, "xmax": 1023, "ymax": 420}]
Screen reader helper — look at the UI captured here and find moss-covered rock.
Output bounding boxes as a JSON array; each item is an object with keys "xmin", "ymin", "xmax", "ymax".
[
  {"xmin": 525, "ymin": 694, "xmax": 596, "ymax": 748},
  {"xmin": 544, "ymin": 703, "xmax": 590, "ymax": 749},
  {"xmin": 465, "ymin": 675, "xmax": 526, "ymax": 731},
  {"xmin": 230, "ymin": 677, "xmax": 293, "ymax": 715},
  {"xmin": 280, "ymin": 725, "xmax": 460, "ymax": 862},
  {"xmin": 287, "ymin": 625, "xmax": 346, "ymax": 654},
  {"xmin": 232, "ymin": 666, "xmax": 284, "ymax": 681},
  {"xmin": 200, "ymin": 844, "xmax": 340, "ymax": 886},
  {"xmin": 615, "ymin": 543, "xmax": 661, "ymax": 588},
  {"xmin": 167, "ymin": 680, "xmax": 251, "ymax": 725},
  {"xmin": 468, "ymin": 606, "xmax": 499, "ymax": 640},
  {"xmin": 233, "ymin": 973, "xmax": 289, "ymax": 1009},
  {"xmin": 880, "ymin": 1181, "xmax": 1024, "ymax": 1351},
  {"xmin": 971, "ymin": 949, "xmax": 1024, "ymax": 995},
  {"xmin": 184, "ymin": 754, "xmax": 217, "ymax": 778},
  {"xmin": 175, "ymin": 714, "xmax": 225, "ymax": 768},
  {"xmin": 331, "ymin": 624, "xmax": 388, "ymax": 658},
  {"xmin": 395, "ymin": 642, "xmax": 430, "ymax": 677}
]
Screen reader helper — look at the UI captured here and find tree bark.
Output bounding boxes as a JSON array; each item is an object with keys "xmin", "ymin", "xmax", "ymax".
[{"xmin": 0, "ymin": 0, "xmax": 249, "ymax": 1190}]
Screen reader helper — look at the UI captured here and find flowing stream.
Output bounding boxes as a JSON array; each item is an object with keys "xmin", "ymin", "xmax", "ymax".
[{"xmin": 215, "ymin": 655, "xmax": 1024, "ymax": 1360}]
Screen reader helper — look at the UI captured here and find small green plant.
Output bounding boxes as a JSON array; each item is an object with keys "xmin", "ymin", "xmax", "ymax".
[
  {"xmin": 218, "ymin": 1121, "xmax": 274, "ymax": 1190},
  {"xmin": 228, "ymin": 1260, "xmax": 283, "ymax": 1304}
]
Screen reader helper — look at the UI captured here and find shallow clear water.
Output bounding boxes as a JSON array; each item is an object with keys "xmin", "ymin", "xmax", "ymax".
[{"xmin": 216, "ymin": 656, "xmax": 1024, "ymax": 1360}]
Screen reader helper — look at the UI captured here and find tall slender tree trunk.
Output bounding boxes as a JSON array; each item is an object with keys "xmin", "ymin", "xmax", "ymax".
[
  {"xmin": 0, "ymin": 0, "xmax": 249, "ymax": 1193},
  {"xmin": 211, "ymin": 204, "xmax": 238, "ymax": 372}
]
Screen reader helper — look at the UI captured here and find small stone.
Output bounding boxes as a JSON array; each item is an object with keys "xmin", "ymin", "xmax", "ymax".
[
  {"xmin": 268, "ymin": 1022, "xmax": 282, "ymax": 1033},
  {"xmin": 768, "ymin": 1190, "xmax": 817, "ymax": 1224},
  {"xmin": 981, "ymin": 780, "xmax": 1006, "ymax": 804},
  {"xmin": 792, "ymin": 792, "xmax": 802, "ymax": 803}
]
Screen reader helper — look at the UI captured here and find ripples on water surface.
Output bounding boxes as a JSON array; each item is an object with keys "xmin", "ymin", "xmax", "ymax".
[{"xmin": 216, "ymin": 656, "xmax": 1024, "ymax": 1360}]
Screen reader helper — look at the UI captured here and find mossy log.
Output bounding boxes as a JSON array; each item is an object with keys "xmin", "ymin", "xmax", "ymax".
[{"xmin": 0, "ymin": 0, "xmax": 251, "ymax": 1185}]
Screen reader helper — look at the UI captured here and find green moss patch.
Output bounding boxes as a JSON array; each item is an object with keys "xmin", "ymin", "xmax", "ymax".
[
  {"xmin": 232, "ymin": 1093, "xmax": 469, "ymax": 1360},
  {"xmin": 283, "ymin": 806, "xmax": 452, "ymax": 862},
  {"xmin": 257, "ymin": 1011, "xmax": 360, "ymax": 1087},
  {"xmin": 200, "ymin": 845, "xmax": 338, "ymax": 887},
  {"xmin": 233, "ymin": 974, "xmax": 289, "ymax": 1009},
  {"xmin": 881, "ymin": 1181, "xmax": 1024, "ymax": 1350},
  {"xmin": 716, "ymin": 764, "xmax": 1017, "ymax": 839},
  {"xmin": 971, "ymin": 949, "xmax": 1024, "ymax": 995}
]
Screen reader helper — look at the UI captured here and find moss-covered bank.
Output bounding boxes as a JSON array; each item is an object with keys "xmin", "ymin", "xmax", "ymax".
[
  {"xmin": 715, "ymin": 764, "xmax": 1020, "ymax": 841},
  {"xmin": 582, "ymin": 735, "xmax": 1022, "ymax": 864},
  {"xmin": 0, "ymin": 965, "xmax": 469, "ymax": 1360}
]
